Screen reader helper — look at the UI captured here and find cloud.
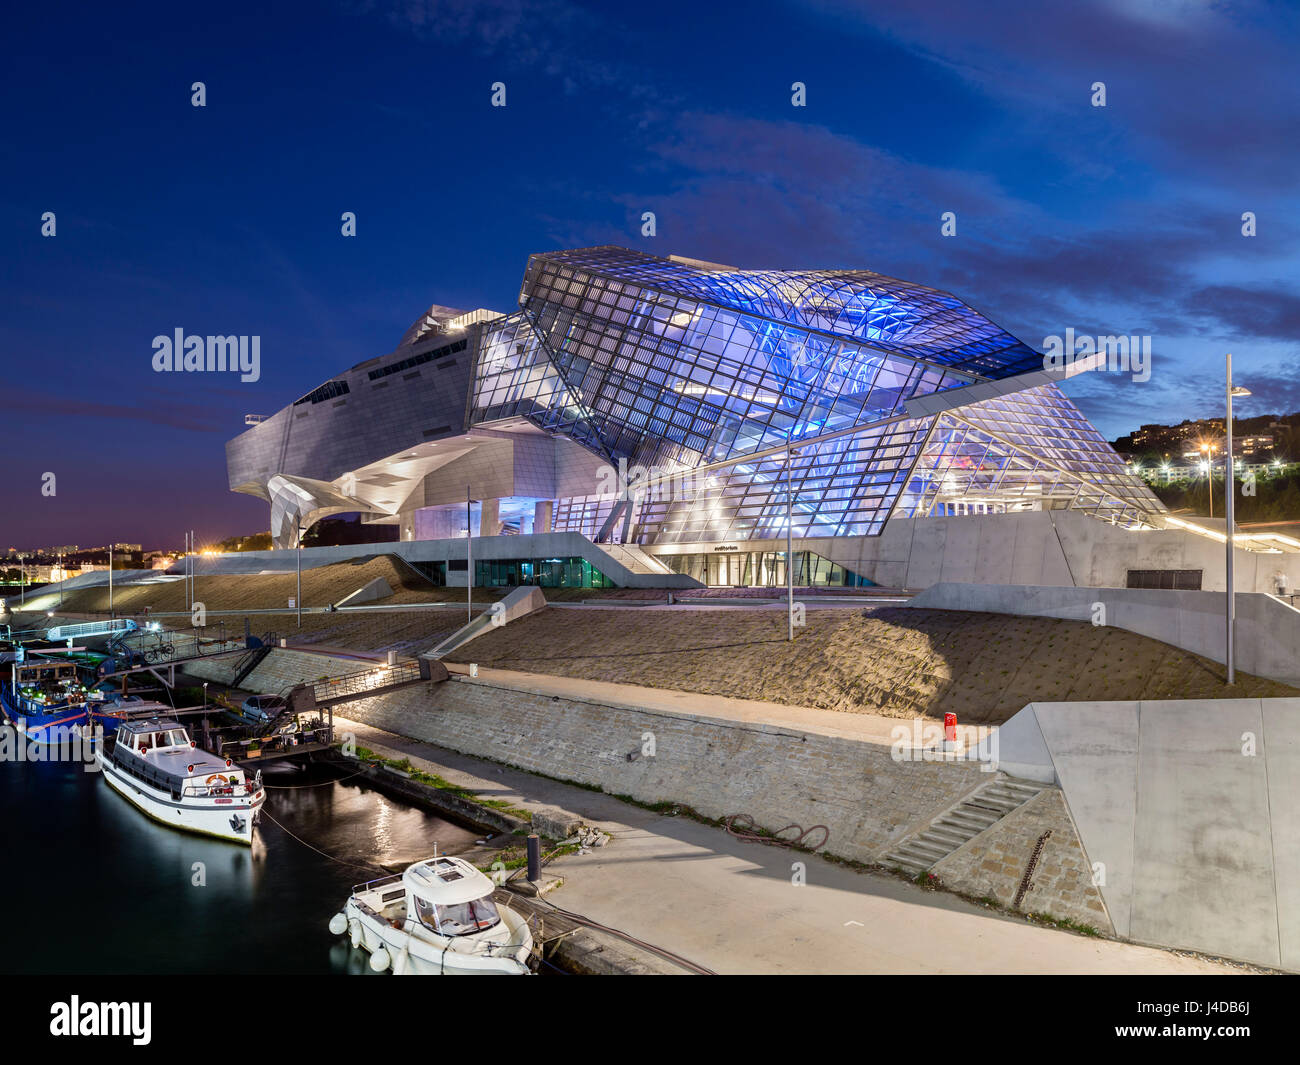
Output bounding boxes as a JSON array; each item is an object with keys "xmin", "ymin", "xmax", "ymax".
[
  {"xmin": 588, "ymin": 109, "xmax": 1295, "ymax": 354},
  {"xmin": 1182, "ymin": 284, "xmax": 1300, "ymax": 343},
  {"xmin": 354, "ymin": 0, "xmax": 669, "ymax": 105},
  {"xmin": 803, "ymin": 0, "xmax": 1300, "ymax": 190},
  {"xmin": 357, "ymin": 0, "xmax": 570, "ymax": 62},
  {"xmin": 5, "ymin": 387, "xmax": 228, "ymax": 433}
]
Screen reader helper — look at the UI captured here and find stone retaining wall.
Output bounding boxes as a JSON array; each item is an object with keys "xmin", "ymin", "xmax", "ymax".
[
  {"xmin": 192, "ymin": 649, "xmax": 1110, "ymax": 931},
  {"xmin": 184, "ymin": 648, "xmax": 362, "ymax": 693},
  {"xmin": 337, "ymin": 670, "xmax": 988, "ymax": 865},
  {"xmin": 932, "ymin": 788, "xmax": 1113, "ymax": 934}
]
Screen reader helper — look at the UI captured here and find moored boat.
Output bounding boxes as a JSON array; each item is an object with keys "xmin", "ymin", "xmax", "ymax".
[
  {"xmin": 85, "ymin": 687, "xmax": 148, "ymax": 737},
  {"xmin": 0, "ymin": 659, "xmax": 90, "ymax": 743},
  {"xmin": 95, "ymin": 717, "xmax": 265, "ymax": 844},
  {"xmin": 330, "ymin": 854, "xmax": 535, "ymax": 975}
]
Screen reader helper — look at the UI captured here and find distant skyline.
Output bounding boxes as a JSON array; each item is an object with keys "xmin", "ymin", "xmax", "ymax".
[{"xmin": 4, "ymin": 1, "xmax": 1298, "ymax": 550}]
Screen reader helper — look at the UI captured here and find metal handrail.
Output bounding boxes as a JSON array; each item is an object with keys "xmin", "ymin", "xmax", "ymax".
[
  {"xmin": 352, "ymin": 844, "xmax": 437, "ymax": 894},
  {"xmin": 298, "ymin": 661, "xmax": 423, "ymax": 703},
  {"xmin": 178, "ymin": 777, "xmax": 259, "ymax": 799},
  {"xmin": 116, "ymin": 631, "xmax": 247, "ymax": 667},
  {"xmin": 352, "ymin": 871, "xmax": 405, "ymax": 894}
]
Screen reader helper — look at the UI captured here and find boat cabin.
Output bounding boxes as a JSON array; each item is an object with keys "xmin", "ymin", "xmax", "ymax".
[
  {"xmin": 8, "ymin": 660, "xmax": 88, "ymax": 708},
  {"xmin": 118, "ymin": 720, "xmax": 192, "ymax": 756},
  {"xmin": 402, "ymin": 857, "xmax": 503, "ymax": 938},
  {"xmin": 112, "ymin": 719, "xmax": 254, "ymax": 798}
]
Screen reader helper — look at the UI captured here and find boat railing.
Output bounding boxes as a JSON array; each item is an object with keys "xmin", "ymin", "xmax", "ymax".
[
  {"xmin": 178, "ymin": 780, "xmax": 256, "ymax": 799},
  {"xmin": 351, "ymin": 871, "xmax": 404, "ymax": 895}
]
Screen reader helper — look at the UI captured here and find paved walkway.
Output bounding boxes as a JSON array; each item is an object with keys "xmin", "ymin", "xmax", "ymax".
[
  {"xmin": 439, "ymin": 663, "xmax": 987, "ymax": 747},
  {"xmin": 334, "ymin": 713, "xmax": 1244, "ymax": 975}
]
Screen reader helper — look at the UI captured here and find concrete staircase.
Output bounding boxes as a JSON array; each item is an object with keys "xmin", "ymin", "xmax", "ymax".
[{"xmin": 883, "ymin": 776, "xmax": 1047, "ymax": 876}]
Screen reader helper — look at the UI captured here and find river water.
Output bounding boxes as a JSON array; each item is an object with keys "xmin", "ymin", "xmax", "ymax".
[{"xmin": 2, "ymin": 741, "xmax": 484, "ymax": 974}]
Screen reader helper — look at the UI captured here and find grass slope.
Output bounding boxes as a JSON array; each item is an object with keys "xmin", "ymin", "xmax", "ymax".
[{"xmin": 447, "ymin": 605, "xmax": 1297, "ymax": 723}]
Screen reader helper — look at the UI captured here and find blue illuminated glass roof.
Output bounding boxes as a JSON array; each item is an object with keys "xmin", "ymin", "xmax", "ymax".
[
  {"xmin": 465, "ymin": 245, "xmax": 1162, "ymax": 545},
  {"xmin": 524, "ymin": 246, "xmax": 1043, "ymax": 379}
]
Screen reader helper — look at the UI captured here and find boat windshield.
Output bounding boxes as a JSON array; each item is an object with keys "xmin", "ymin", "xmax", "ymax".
[
  {"xmin": 134, "ymin": 728, "xmax": 187, "ymax": 750},
  {"xmin": 413, "ymin": 894, "xmax": 502, "ymax": 937}
]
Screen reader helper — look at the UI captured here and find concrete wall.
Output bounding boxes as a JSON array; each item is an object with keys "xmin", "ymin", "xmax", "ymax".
[
  {"xmin": 76, "ymin": 511, "xmax": 1294, "ymax": 598},
  {"xmin": 23, "ymin": 568, "xmax": 178, "ymax": 593},
  {"xmin": 995, "ymin": 698, "xmax": 1300, "ymax": 971},
  {"xmin": 171, "ymin": 533, "xmax": 699, "ymax": 590},
  {"xmin": 201, "ymin": 648, "xmax": 1018, "ymax": 871},
  {"xmin": 645, "ymin": 510, "xmax": 1300, "ymax": 593},
  {"xmin": 335, "ymin": 576, "xmax": 393, "ymax": 607},
  {"xmin": 910, "ymin": 581, "xmax": 1300, "ymax": 688}
]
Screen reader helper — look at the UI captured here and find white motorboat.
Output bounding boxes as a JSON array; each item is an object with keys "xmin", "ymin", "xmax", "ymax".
[
  {"xmin": 331, "ymin": 854, "xmax": 535, "ymax": 975},
  {"xmin": 95, "ymin": 717, "xmax": 265, "ymax": 845}
]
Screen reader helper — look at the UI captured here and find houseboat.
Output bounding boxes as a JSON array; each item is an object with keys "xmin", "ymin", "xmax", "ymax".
[
  {"xmin": 96, "ymin": 718, "xmax": 266, "ymax": 844},
  {"xmin": 0, "ymin": 658, "xmax": 91, "ymax": 743}
]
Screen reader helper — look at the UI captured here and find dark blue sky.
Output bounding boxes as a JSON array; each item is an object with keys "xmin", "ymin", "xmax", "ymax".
[{"xmin": 4, "ymin": 0, "xmax": 1298, "ymax": 550}]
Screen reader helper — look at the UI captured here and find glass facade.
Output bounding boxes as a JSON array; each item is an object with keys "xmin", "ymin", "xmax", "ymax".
[
  {"xmin": 662, "ymin": 550, "xmax": 873, "ymax": 588},
  {"xmin": 474, "ymin": 556, "xmax": 613, "ymax": 589},
  {"xmin": 900, "ymin": 385, "xmax": 1162, "ymax": 524},
  {"xmin": 468, "ymin": 247, "xmax": 1164, "ymax": 546}
]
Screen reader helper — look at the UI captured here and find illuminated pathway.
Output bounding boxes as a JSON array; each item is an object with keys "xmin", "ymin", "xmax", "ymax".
[{"xmin": 333, "ymin": 714, "xmax": 1246, "ymax": 975}]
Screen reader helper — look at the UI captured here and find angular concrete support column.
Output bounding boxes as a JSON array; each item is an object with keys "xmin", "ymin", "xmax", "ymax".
[
  {"xmin": 265, "ymin": 473, "xmax": 376, "ymax": 550},
  {"xmin": 534, "ymin": 500, "xmax": 554, "ymax": 535},
  {"xmin": 620, "ymin": 492, "xmax": 638, "ymax": 543},
  {"xmin": 479, "ymin": 497, "xmax": 502, "ymax": 537},
  {"xmin": 595, "ymin": 498, "xmax": 629, "ymax": 543}
]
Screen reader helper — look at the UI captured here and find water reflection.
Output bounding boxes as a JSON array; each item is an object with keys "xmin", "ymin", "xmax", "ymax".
[{"xmin": 1, "ymin": 745, "xmax": 486, "ymax": 974}]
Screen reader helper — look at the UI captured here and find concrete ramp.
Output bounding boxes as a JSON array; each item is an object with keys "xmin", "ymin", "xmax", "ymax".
[
  {"xmin": 424, "ymin": 585, "xmax": 546, "ymax": 660},
  {"xmin": 1001, "ymin": 698, "xmax": 1300, "ymax": 969},
  {"xmin": 335, "ymin": 576, "xmax": 393, "ymax": 607}
]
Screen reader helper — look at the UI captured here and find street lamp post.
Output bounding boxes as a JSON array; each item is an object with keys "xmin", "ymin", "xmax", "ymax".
[
  {"xmin": 786, "ymin": 444, "xmax": 797, "ymax": 642},
  {"xmin": 1201, "ymin": 444, "xmax": 1215, "ymax": 520},
  {"xmin": 296, "ymin": 522, "xmax": 303, "ymax": 629},
  {"xmin": 1225, "ymin": 354, "xmax": 1250, "ymax": 686},
  {"xmin": 466, "ymin": 485, "xmax": 474, "ymax": 625}
]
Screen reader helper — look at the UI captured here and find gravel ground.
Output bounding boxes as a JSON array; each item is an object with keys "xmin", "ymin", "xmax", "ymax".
[{"xmin": 446, "ymin": 604, "xmax": 1299, "ymax": 723}]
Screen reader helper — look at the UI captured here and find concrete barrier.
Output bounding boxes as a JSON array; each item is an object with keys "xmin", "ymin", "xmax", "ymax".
[
  {"xmin": 335, "ymin": 576, "xmax": 393, "ymax": 607},
  {"xmin": 909, "ymin": 582, "xmax": 1300, "ymax": 687},
  {"xmin": 424, "ymin": 585, "xmax": 546, "ymax": 660},
  {"xmin": 681, "ymin": 510, "xmax": 1300, "ymax": 593},
  {"xmin": 997, "ymin": 698, "xmax": 1300, "ymax": 970}
]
